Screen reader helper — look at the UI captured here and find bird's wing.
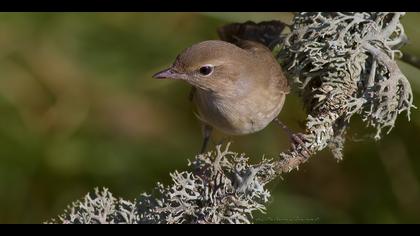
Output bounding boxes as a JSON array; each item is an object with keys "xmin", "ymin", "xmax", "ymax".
[
  {"xmin": 218, "ymin": 20, "xmax": 290, "ymax": 94},
  {"xmin": 217, "ymin": 20, "xmax": 288, "ymax": 50}
]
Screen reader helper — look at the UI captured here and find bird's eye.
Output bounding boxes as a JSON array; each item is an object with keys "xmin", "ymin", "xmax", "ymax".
[{"xmin": 199, "ymin": 65, "xmax": 214, "ymax": 76}]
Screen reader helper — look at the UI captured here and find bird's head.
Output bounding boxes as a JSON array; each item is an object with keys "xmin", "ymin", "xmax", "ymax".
[{"xmin": 153, "ymin": 40, "xmax": 254, "ymax": 97}]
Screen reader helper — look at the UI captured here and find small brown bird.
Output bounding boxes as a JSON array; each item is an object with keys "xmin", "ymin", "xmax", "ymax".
[{"xmin": 153, "ymin": 21, "xmax": 292, "ymax": 153}]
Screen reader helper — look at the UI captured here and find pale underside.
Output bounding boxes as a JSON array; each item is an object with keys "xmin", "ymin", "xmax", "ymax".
[{"xmin": 193, "ymin": 84, "xmax": 286, "ymax": 135}]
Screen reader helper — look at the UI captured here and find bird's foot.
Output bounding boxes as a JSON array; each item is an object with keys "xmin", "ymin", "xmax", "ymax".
[
  {"xmin": 289, "ymin": 133, "xmax": 311, "ymax": 158},
  {"xmin": 275, "ymin": 118, "xmax": 312, "ymax": 159}
]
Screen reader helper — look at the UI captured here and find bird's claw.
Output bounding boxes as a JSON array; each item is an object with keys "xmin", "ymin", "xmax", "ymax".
[
  {"xmin": 289, "ymin": 132, "xmax": 311, "ymax": 159},
  {"xmin": 275, "ymin": 118, "xmax": 312, "ymax": 159}
]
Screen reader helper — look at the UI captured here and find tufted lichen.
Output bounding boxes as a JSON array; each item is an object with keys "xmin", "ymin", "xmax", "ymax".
[
  {"xmin": 50, "ymin": 144, "xmax": 275, "ymax": 224},
  {"xmin": 276, "ymin": 12, "xmax": 414, "ymax": 164}
]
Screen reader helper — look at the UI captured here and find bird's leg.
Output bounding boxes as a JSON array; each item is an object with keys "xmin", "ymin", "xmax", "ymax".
[
  {"xmin": 274, "ymin": 118, "xmax": 311, "ymax": 158},
  {"xmin": 200, "ymin": 124, "xmax": 213, "ymax": 154}
]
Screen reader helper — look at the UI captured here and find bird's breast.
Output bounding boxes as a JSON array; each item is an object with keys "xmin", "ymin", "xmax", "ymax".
[{"xmin": 194, "ymin": 88, "xmax": 285, "ymax": 135}]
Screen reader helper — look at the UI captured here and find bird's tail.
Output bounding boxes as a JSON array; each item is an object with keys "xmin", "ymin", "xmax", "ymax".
[{"xmin": 217, "ymin": 20, "xmax": 289, "ymax": 50}]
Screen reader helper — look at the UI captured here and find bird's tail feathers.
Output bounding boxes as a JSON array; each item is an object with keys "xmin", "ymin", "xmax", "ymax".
[{"xmin": 217, "ymin": 20, "xmax": 289, "ymax": 50}]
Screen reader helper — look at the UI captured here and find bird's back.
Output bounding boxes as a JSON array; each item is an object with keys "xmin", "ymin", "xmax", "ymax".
[{"xmin": 236, "ymin": 40, "xmax": 289, "ymax": 93}]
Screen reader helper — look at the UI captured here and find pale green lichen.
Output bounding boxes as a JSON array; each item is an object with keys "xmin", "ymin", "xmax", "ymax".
[
  {"xmin": 49, "ymin": 144, "xmax": 275, "ymax": 224},
  {"xmin": 278, "ymin": 12, "xmax": 414, "ymax": 162}
]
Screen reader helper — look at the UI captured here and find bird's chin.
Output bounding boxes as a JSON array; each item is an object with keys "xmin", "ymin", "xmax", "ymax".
[{"xmin": 186, "ymin": 81, "xmax": 212, "ymax": 92}]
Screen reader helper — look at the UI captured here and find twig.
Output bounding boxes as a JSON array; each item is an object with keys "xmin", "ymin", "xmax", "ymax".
[{"xmin": 401, "ymin": 52, "xmax": 420, "ymax": 70}]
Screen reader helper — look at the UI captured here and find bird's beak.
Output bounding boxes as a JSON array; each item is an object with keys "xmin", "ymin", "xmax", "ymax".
[{"xmin": 153, "ymin": 67, "xmax": 185, "ymax": 80}]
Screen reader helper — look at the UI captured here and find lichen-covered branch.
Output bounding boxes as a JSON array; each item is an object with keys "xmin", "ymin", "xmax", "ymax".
[
  {"xmin": 277, "ymin": 12, "xmax": 415, "ymax": 168},
  {"xmin": 49, "ymin": 144, "xmax": 276, "ymax": 224},
  {"xmin": 49, "ymin": 12, "xmax": 415, "ymax": 224}
]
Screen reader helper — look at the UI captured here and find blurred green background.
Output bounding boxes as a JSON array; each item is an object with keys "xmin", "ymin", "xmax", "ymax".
[{"xmin": 0, "ymin": 12, "xmax": 419, "ymax": 224}]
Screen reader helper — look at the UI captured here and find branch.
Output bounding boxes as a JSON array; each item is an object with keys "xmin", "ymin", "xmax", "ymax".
[{"xmin": 401, "ymin": 52, "xmax": 420, "ymax": 70}]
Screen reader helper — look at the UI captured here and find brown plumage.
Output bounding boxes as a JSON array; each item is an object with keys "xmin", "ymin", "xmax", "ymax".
[{"xmin": 153, "ymin": 21, "xmax": 289, "ymax": 152}]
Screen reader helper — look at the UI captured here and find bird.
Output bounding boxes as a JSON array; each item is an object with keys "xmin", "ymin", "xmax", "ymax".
[{"xmin": 153, "ymin": 20, "xmax": 295, "ymax": 153}]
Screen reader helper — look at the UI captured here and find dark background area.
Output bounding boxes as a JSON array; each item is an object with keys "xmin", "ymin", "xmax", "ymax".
[{"xmin": 0, "ymin": 12, "xmax": 419, "ymax": 223}]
